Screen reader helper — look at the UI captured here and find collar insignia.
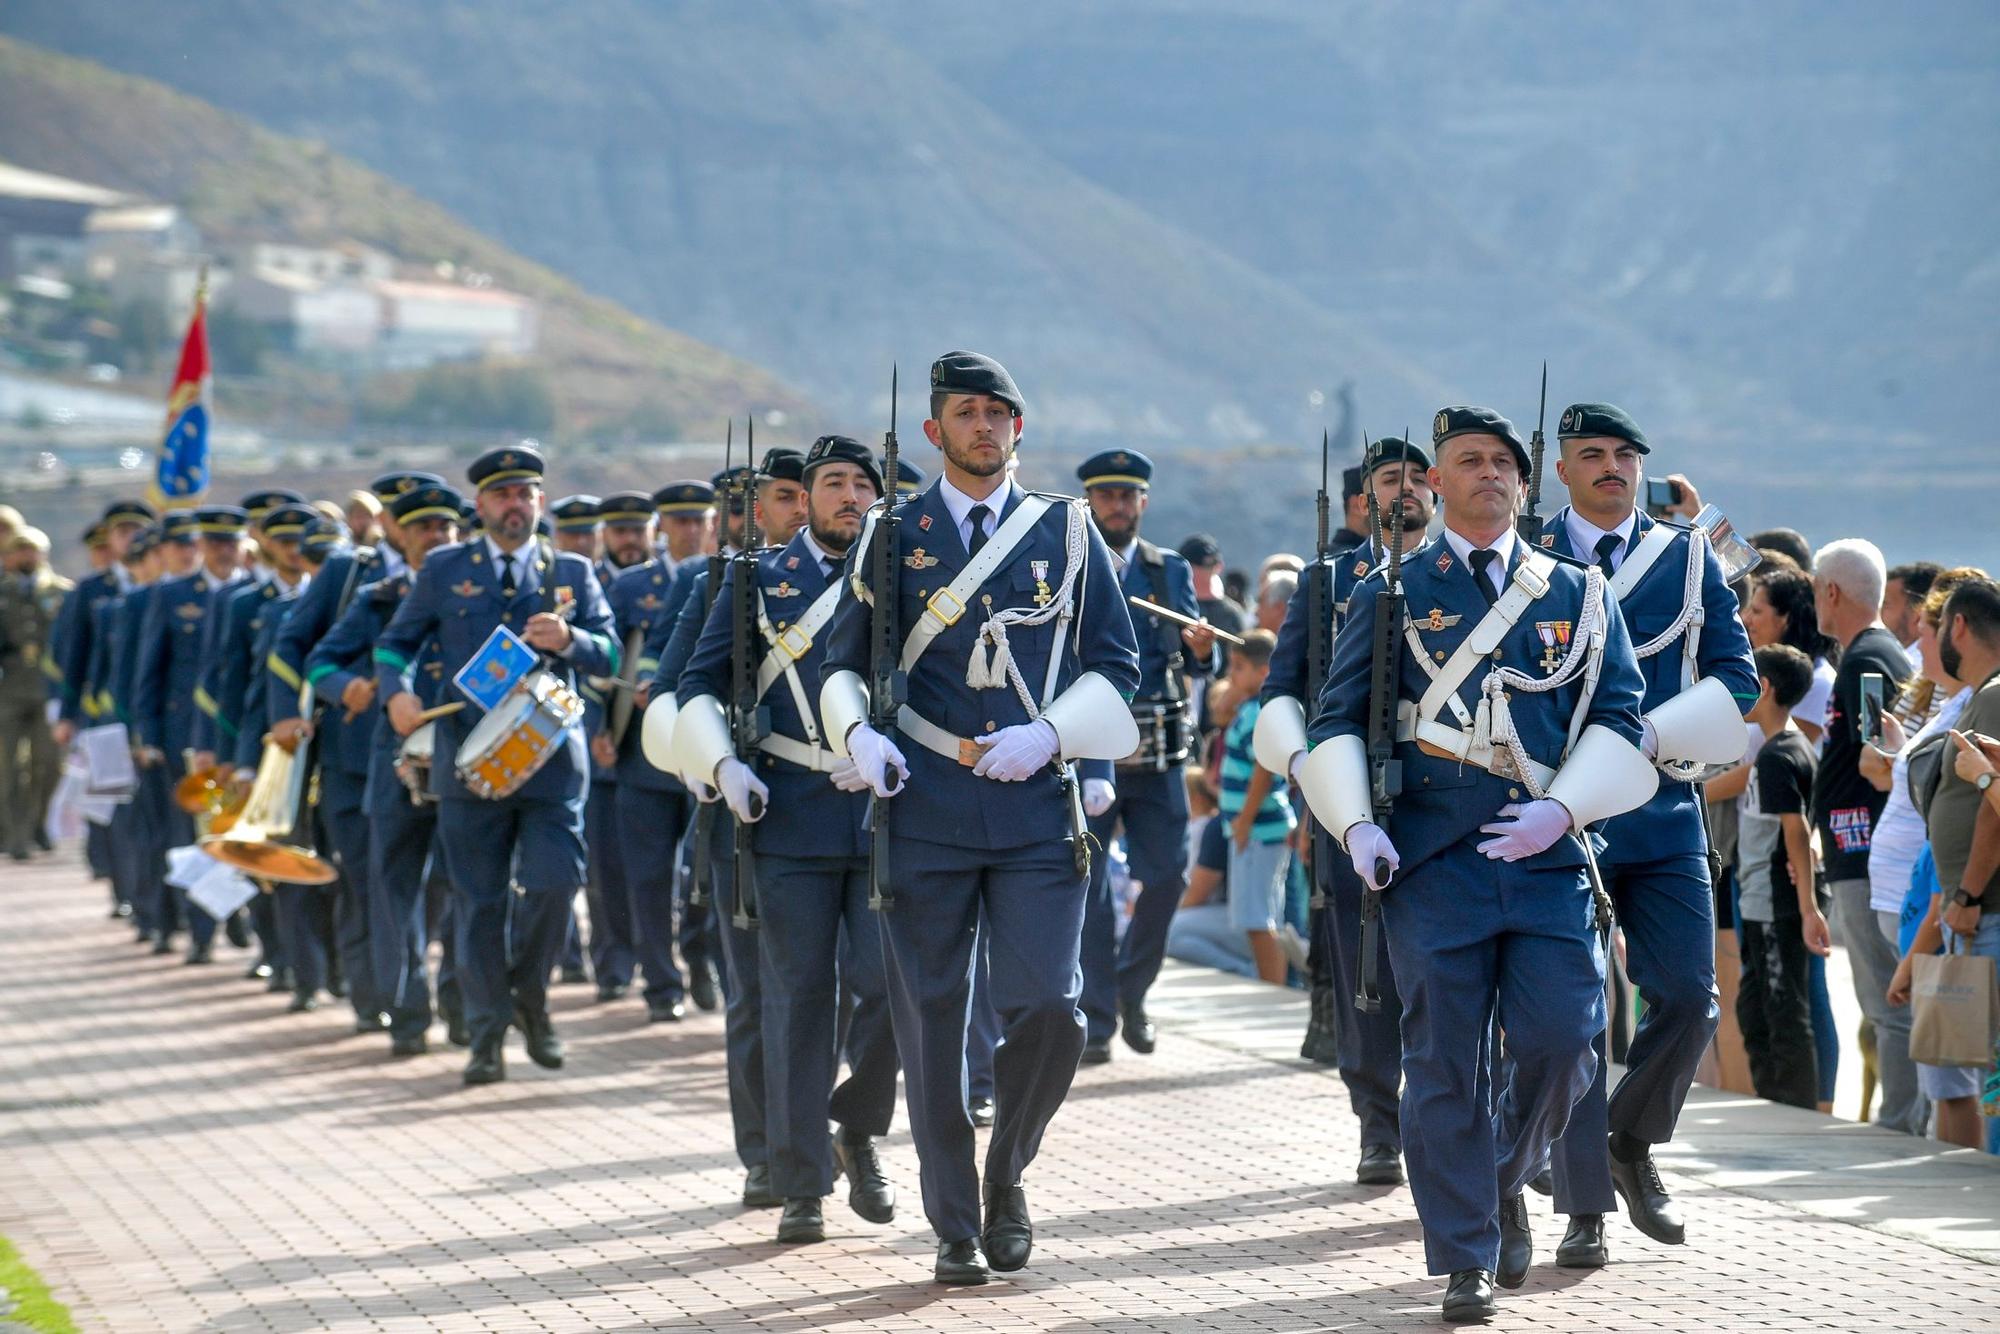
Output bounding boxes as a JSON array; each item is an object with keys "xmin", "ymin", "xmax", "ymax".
[
  {"xmin": 1539, "ymin": 534, "xmax": 1556, "ymax": 548},
  {"xmin": 1435, "ymin": 550, "xmax": 1453, "ymax": 575},
  {"xmin": 918, "ymin": 514, "xmax": 933, "ymax": 531},
  {"xmin": 786, "ymin": 555, "xmax": 799, "ymax": 569},
  {"xmin": 1353, "ymin": 559, "xmax": 1369, "ymax": 576},
  {"xmin": 905, "ymin": 548, "xmax": 939, "ymax": 570}
]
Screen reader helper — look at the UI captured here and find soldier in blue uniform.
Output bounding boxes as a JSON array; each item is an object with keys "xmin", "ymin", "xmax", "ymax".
[
  {"xmin": 818, "ymin": 350, "xmax": 1141, "ymax": 1284},
  {"xmin": 88, "ymin": 524, "xmax": 160, "ymax": 932},
  {"xmin": 1298, "ymin": 407, "xmax": 1657, "ymax": 1321},
  {"xmin": 1531, "ymin": 403, "xmax": 1759, "ymax": 1269},
  {"xmin": 1071, "ymin": 448, "xmax": 1218, "ymax": 1063},
  {"xmin": 133, "ymin": 504, "xmax": 249, "ymax": 964},
  {"xmin": 307, "ymin": 483, "xmax": 464, "ymax": 1054},
  {"xmin": 1255, "ymin": 436, "xmax": 1433, "ymax": 1186},
  {"xmin": 677, "ymin": 432, "xmax": 902, "ymax": 1245},
  {"xmin": 652, "ymin": 479, "xmax": 716, "ymax": 577},
  {"xmin": 373, "ymin": 445, "xmax": 617, "ymax": 1084},
  {"xmin": 119, "ymin": 517, "xmax": 197, "ymax": 951}
]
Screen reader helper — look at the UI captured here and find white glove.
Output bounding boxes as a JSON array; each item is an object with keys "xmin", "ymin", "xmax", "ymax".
[
  {"xmin": 1346, "ymin": 822, "xmax": 1400, "ymax": 890},
  {"xmin": 1476, "ymin": 799, "xmax": 1574, "ymax": 862},
  {"xmin": 688, "ymin": 777, "xmax": 720, "ymax": 804},
  {"xmin": 972, "ymin": 718, "xmax": 1060, "ymax": 782},
  {"xmin": 715, "ymin": 756, "xmax": 769, "ymax": 824},
  {"xmin": 847, "ymin": 722, "xmax": 909, "ymax": 799},
  {"xmin": 1082, "ymin": 776, "xmax": 1116, "ymax": 817},
  {"xmin": 828, "ymin": 757, "xmax": 871, "ymax": 794}
]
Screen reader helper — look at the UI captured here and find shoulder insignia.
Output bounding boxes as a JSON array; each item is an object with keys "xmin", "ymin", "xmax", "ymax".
[
  {"xmin": 904, "ymin": 548, "xmax": 939, "ymax": 570},
  {"xmin": 451, "ymin": 579, "xmax": 484, "ymax": 598},
  {"xmin": 1352, "ymin": 559, "xmax": 1369, "ymax": 576},
  {"xmin": 767, "ymin": 580, "xmax": 802, "ymax": 599}
]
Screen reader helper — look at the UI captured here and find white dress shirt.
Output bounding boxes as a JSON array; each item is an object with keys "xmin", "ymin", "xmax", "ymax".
[
  {"xmin": 484, "ymin": 536, "xmax": 540, "ymax": 599},
  {"xmin": 935, "ymin": 474, "xmax": 1019, "ymax": 553},
  {"xmin": 1562, "ymin": 507, "xmax": 1640, "ymax": 574},
  {"xmin": 1440, "ymin": 526, "xmax": 1520, "ymax": 600}
]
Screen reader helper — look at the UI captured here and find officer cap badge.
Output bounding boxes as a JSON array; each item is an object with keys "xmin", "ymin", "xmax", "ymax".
[{"xmin": 1433, "ymin": 409, "xmax": 1450, "ymax": 441}]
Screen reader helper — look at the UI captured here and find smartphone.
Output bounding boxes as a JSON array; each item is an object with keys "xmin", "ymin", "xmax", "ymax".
[
  {"xmin": 1858, "ymin": 672, "xmax": 1887, "ymax": 745},
  {"xmin": 1643, "ymin": 478, "xmax": 1683, "ymax": 517}
]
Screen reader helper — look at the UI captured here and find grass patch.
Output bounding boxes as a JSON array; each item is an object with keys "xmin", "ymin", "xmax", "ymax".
[{"xmin": 0, "ymin": 1235, "xmax": 78, "ymax": 1334}]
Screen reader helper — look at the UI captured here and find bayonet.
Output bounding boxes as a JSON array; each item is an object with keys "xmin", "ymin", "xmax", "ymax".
[
  {"xmin": 866, "ymin": 366, "xmax": 906, "ymax": 911},
  {"xmin": 1518, "ymin": 360, "xmax": 1548, "ymax": 543}
]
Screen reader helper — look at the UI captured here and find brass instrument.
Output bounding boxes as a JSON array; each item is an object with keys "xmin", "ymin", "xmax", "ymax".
[{"xmin": 201, "ymin": 683, "xmax": 337, "ymax": 884}]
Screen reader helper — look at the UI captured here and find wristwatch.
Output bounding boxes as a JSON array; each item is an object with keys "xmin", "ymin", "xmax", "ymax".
[
  {"xmin": 1978, "ymin": 771, "xmax": 1997, "ymax": 794},
  {"xmin": 1951, "ymin": 887, "xmax": 1985, "ymax": 908}
]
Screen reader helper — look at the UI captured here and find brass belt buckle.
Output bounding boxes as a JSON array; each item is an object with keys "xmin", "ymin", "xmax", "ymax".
[
  {"xmin": 927, "ymin": 588, "xmax": 966, "ymax": 627},
  {"xmin": 957, "ymin": 738, "xmax": 990, "ymax": 767},
  {"xmin": 776, "ymin": 624, "xmax": 812, "ymax": 662}
]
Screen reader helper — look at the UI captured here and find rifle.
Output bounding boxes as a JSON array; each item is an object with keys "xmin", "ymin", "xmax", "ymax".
[
  {"xmin": 1516, "ymin": 360, "xmax": 1548, "ymax": 545},
  {"xmin": 689, "ymin": 419, "xmax": 733, "ymax": 908},
  {"xmin": 1356, "ymin": 436, "xmax": 1412, "ymax": 1013},
  {"xmin": 727, "ymin": 416, "xmax": 767, "ymax": 929},
  {"xmin": 866, "ymin": 367, "xmax": 906, "ymax": 912},
  {"xmin": 1304, "ymin": 427, "xmax": 1333, "ymax": 911}
]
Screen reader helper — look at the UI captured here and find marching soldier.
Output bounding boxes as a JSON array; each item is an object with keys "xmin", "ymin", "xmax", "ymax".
[
  {"xmin": 653, "ymin": 480, "xmax": 716, "ymax": 576},
  {"xmin": 133, "ymin": 504, "xmax": 248, "ymax": 964},
  {"xmin": 0, "ymin": 526, "xmax": 69, "ymax": 860},
  {"xmin": 90, "ymin": 527, "xmax": 162, "ymax": 936},
  {"xmin": 121, "ymin": 516, "xmax": 198, "ymax": 951},
  {"xmin": 551, "ymin": 495, "xmax": 603, "ymax": 562},
  {"xmin": 676, "ymin": 432, "xmax": 902, "ymax": 1245},
  {"xmin": 373, "ymin": 445, "xmax": 617, "ymax": 1084},
  {"xmin": 1071, "ymin": 448, "xmax": 1218, "ymax": 1063},
  {"xmin": 1298, "ymin": 407, "xmax": 1656, "ymax": 1321},
  {"xmin": 307, "ymin": 483, "xmax": 464, "ymax": 1054},
  {"xmin": 1534, "ymin": 404, "xmax": 1757, "ymax": 1268},
  {"xmin": 1256, "ymin": 436, "xmax": 1434, "ymax": 1186},
  {"xmin": 549, "ymin": 495, "xmax": 604, "ymax": 985},
  {"xmin": 818, "ymin": 350, "xmax": 1141, "ymax": 1284}
]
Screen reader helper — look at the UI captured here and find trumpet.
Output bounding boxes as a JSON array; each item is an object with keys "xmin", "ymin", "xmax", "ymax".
[{"xmin": 201, "ymin": 683, "xmax": 337, "ymax": 885}]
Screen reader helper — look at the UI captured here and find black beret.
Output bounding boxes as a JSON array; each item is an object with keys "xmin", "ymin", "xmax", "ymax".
[
  {"xmin": 259, "ymin": 503, "xmax": 317, "ymax": 538},
  {"xmin": 1363, "ymin": 437, "xmax": 1434, "ymax": 476},
  {"xmin": 1340, "ymin": 465, "xmax": 1365, "ymax": 501},
  {"xmin": 1557, "ymin": 402, "xmax": 1649, "ymax": 454},
  {"xmin": 467, "ymin": 444, "xmax": 545, "ymax": 492},
  {"xmin": 758, "ymin": 447, "xmax": 806, "ymax": 483},
  {"xmin": 160, "ymin": 512, "xmax": 200, "ymax": 543},
  {"xmin": 653, "ymin": 481, "xmax": 716, "ymax": 514},
  {"xmin": 389, "ymin": 483, "xmax": 464, "ymax": 524},
  {"xmin": 371, "ymin": 470, "xmax": 446, "ymax": 502},
  {"xmin": 192, "ymin": 505, "xmax": 248, "ymax": 537},
  {"xmin": 1179, "ymin": 533, "xmax": 1222, "ymax": 566},
  {"xmin": 241, "ymin": 488, "xmax": 307, "ymax": 521},
  {"xmin": 101, "ymin": 500, "xmax": 156, "ymax": 526},
  {"xmin": 597, "ymin": 491, "xmax": 654, "ymax": 526},
  {"xmin": 1077, "ymin": 449, "xmax": 1153, "ymax": 489},
  {"xmin": 1431, "ymin": 405, "xmax": 1529, "ymax": 470},
  {"xmin": 892, "ymin": 459, "xmax": 926, "ymax": 494},
  {"xmin": 550, "ymin": 495, "xmax": 602, "ymax": 531},
  {"xmin": 802, "ymin": 435, "xmax": 883, "ymax": 497},
  {"xmin": 929, "ymin": 350, "xmax": 1024, "ymax": 415}
]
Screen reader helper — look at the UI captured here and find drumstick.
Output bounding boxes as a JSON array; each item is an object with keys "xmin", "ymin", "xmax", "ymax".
[
  {"xmin": 1127, "ymin": 595, "xmax": 1247, "ymax": 646},
  {"xmin": 414, "ymin": 701, "xmax": 467, "ymax": 724}
]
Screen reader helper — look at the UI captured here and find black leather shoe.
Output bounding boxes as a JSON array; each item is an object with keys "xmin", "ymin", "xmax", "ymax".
[
  {"xmin": 690, "ymin": 960, "xmax": 720, "ymax": 1012},
  {"xmin": 184, "ymin": 941, "xmax": 213, "ymax": 965},
  {"xmin": 390, "ymin": 1033, "xmax": 429, "ymax": 1058},
  {"xmin": 1119, "ymin": 999, "xmax": 1157, "ymax": 1054},
  {"xmin": 245, "ymin": 958, "xmax": 273, "ymax": 981},
  {"xmin": 1355, "ymin": 1143, "xmax": 1404, "ymax": 1186},
  {"xmin": 647, "ymin": 999, "xmax": 686, "ymax": 1023},
  {"xmin": 514, "ymin": 1005, "xmax": 564, "ymax": 1069},
  {"xmin": 1527, "ymin": 1166, "xmax": 1554, "ymax": 1197},
  {"xmin": 151, "ymin": 935, "xmax": 176, "ymax": 956},
  {"xmin": 560, "ymin": 964, "xmax": 589, "ymax": 986},
  {"xmin": 265, "ymin": 974, "xmax": 289, "ymax": 994},
  {"xmin": 776, "ymin": 1197, "xmax": 825, "ymax": 1244},
  {"xmin": 833, "ymin": 1131, "xmax": 896, "ymax": 1224},
  {"xmin": 286, "ymin": 993, "xmax": 318, "ymax": 1013},
  {"xmin": 596, "ymin": 981, "xmax": 629, "ymax": 1002},
  {"xmin": 968, "ymin": 1097, "xmax": 995, "ymax": 1128},
  {"xmin": 742, "ymin": 1163, "xmax": 781, "ymax": 1209},
  {"xmin": 1080, "ymin": 1037, "xmax": 1112, "ymax": 1065},
  {"xmin": 1442, "ymin": 1268, "xmax": 1497, "ymax": 1323},
  {"xmin": 112, "ymin": 901, "xmax": 133, "ymax": 918},
  {"xmin": 1299, "ymin": 986, "xmax": 1340, "ymax": 1065},
  {"xmin": 1496, "ymin": 1193, "xmax": 1531, "ymax": 1289},
  {"xmin": 1609, "ymin": 1141, "xmax": 1684, "ymax": 1245},
  {"xmin": 463, "ymin": 1040, "xmax": 505, "ymax": 1085},
  {"xmin": 327, "ymin": 972, "xmax": 348, "ymax": 1000},
  {"xmin": 135, "ymin": 928, "xmax": 156, "ymax": 946},
  {"xmin": 981, "ymin": 1180, "xmax": 1032, "ymax": 1272},
  {"xmin": 354, "ymin": 1012, "xmax": 389, "ymax": 1034},
  {"xmin": 934, "ymin": 1238, "xmax": 987, "ymax": 1286},
  {"xmin": 223, "ymin": 912, "xmax": 249, "ymax": 948},
  {"xmin": 1555, "ymin": 1213, "xmax": 1608, "ymax": 1268}
]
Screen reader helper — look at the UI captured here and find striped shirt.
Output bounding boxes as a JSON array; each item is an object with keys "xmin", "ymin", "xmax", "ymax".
[{"xmin": 1219, "ymin": 698, "xmax": 1295, "ymax": 844}]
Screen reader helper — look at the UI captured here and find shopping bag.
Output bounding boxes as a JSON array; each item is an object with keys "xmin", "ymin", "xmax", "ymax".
[{"xmin": 1909, "ymin": 944, "xmax": 2000, "ymax": 1068}]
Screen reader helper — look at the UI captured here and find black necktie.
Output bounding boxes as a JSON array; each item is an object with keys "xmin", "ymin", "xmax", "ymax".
[
  {"xmin": 1469, "ymin": 548, "xmax": 1501, "ymax": 606},
  {"xmin": 1594, "ymin": 533, "xmax": 1622, "ymax": 579},
  {"xmin": 499, "ymin": 554, "xmax": 517, "ymax": 598},
  {"xmin": 965, "ymin": 503, "xmax": 992, "ymax": 557}
]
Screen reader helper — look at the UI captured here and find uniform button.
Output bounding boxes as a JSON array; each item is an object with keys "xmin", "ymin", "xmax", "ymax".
[
  {"xmin": 1492, "ymin": 649, "xmax": 1503, "ymax": 660},
  {"xmin": 1434, "ymin": 650, "xmax": 1445, "ymax": 661},
  {"xmin": 1508, "ymin": 787, "xmax": 1521, "ymax": 800},
  {"xmin": 986, "ymin": 720, "xmax": 997, "ymax": 731},
  {"xmin": 1421, "ymin": 776, "xmax": 1431, "ymax": 786}
]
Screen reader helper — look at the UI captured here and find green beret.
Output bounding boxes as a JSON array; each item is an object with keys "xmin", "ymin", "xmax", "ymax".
[
  {"xmin": 1363, "ymin": 437, "xmax": 1433, "ymax": 476},
  {"xmin": 1431, "ymin": 406, "xmax": 1529, "ymax": 471},
  {"xmin": 929, "ymin": 350, "xmax": 1023, "ymax": 415},
  {"xmin": 1557, "ymin": 402, "xmax": 1649, "ymax": 454}
]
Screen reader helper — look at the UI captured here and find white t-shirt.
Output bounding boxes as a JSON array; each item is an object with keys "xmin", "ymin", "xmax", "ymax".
[{"xmin": 1867, "ymin": 685, "xmax": 1972, "ymax": 913}]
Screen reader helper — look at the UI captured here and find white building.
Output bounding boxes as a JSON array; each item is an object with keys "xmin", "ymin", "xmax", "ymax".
[
  {"xmin": 374, "ymin": 278, "xmax": 538, "ymax": 367},
  {"xmin": 225, "ymin": 266, "xmax": 381, "ymax": 354}
]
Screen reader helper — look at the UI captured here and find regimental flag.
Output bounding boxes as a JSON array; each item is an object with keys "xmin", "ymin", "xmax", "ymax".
[{"xmin": 149, "ymin": 273, "xmax": 212, "ymax": 509}]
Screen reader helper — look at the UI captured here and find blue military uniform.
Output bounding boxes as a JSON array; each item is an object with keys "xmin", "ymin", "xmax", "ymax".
[
  {"xmin": 819, "ymin": 354, "xmax": 1140, "ymax": 1259},
  {"xmin": 105, "ymin": 536, "xmax": 175, "ymax": 943},
  {"xmin": 1305, "ymin": 407, "xmax": 1652, "ymax": 1287},
  {"xmin": 372, "ymin": 446, "xmax": 616, "ymax": 1076}
]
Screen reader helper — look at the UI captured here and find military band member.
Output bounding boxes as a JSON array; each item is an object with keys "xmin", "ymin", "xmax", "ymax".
[
  {"xmin": 549, "ymin": 494, "xmax": 606, "ymax": 984},
  {"xmin": 124, "ymin": 516, "xmax": 199, "ymax": 951},
  {"xmin": 59, "ymin": 520, "xmax": 120, "ymax": 887},
  {"xmin": 653, "ymin": 479, "xmax": 716, "ymax": 576},
  {"xmin": 1256, "ymin": 436, "xmax": 1433, "ymax": 1186},
  {"xmin": 91, "ymin": 527, "xmax": 162, "ymax": 937},
  {"xmin": 1298, "ymin": 407, "xmax": 1656, "ymax": 1321},
  {"xmin": 308, "ymin": 483, "xmax": 464, "ymax": 1053},
  {"xmin": 374, "ymin": 445, "xmax": 617, "ymax": 1084},
  {"xmin": 1534, "ymin": 404, "xmax": 1757, "ymax": 1268},
  {"xmin": 133, "ymin": 504, "xmax": 248, "ymax": 964},
  {"xmin": 1072, "ymin": 448, "xmax": 1217, "ymax": 1063},
  {"xmin": 819, "ymin": 350, "xmax": 1141, "ymax": 1284},
  {"xmin": 677, "ymin": 432, "xmax": 902, "ymax": 1245}
]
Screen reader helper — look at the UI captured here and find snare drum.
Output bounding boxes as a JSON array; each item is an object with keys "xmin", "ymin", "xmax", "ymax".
[
  {"xmin": 395, "ymin": 722, "xmax": 437, "ymax": 805},
  {"xmin": 454, "ymin": 669, "xmax": 585, "ymax": 799},
  {"xmin": 1115, "ymin": 700, "xmax": 1190, "ymax": 774}
]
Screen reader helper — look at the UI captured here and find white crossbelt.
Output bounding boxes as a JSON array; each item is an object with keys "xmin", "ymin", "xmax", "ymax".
[
  {"xmin": 899, "ymin": 496, "xmax": 1053, "ymax": 673},
  {"xmin": 1614, "ymin": 523, "xmax": 1710, "ymax": 693},
  {"xmin": 1609, "ymin": 522, "xmax": 1679, "ymax": 600}
]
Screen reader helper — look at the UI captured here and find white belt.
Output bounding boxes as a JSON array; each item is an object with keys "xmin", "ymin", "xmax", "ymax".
[
  {"xmin": 756, "ymin": 732, "xmax": 840, "ymax": 773},
  {"xmin": 895, "ymin": 705, "xmax": 987, "ymax": 768},
  {"xmin": 1398, "ymin": 703, "xmax": 1558, "ymax": 790}
]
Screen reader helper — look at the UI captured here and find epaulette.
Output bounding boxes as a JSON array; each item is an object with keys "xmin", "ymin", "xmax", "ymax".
[
  {"xmin": 1541, "ymin": 547, "xmax": 1594, "ymax": 570},
  {"xmin": 1026, "ymin": 488, "xmax": 1084, "ymax": 504}
]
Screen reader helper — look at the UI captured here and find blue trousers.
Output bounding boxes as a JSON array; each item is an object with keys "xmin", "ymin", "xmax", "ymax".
[
  {"xmin": 436, "ymin": 793, "xmax": 584, "ymax": 1049},
  {"xmin": 274, "ymin": 883, "xmax": 335, "ymax": 996},
  {"xmin": 582, "ymin": 780, "xmax": 633, "ymax": 987},
  {"xmin": 321, "ymin": 767, "xmax": 380, "ymax": 1020},
  {"xmin": 967, "ymin": 912, "xmax": 999, "ymax": 1103},
  {"xmin": 712, "ymin": 839, "xmax": 766, "ymax": 1170},
  {"xmin": 1317, "ymin": 831, "xmax": 1404, "ymax": 1152},
  {"xmin": 1386, "ymin": 840, "xmax": 1604, "ymax": 1276},
  {"xmin": 615, "ymin": 782, "xmax": 692, "ymax": 1005},
  {"xmin": 1081, "ymin": 766, "xmax": 1190, "ymax": 1041},
  {"xmin": 879, "ymin": 834, "xmax": 1088, "ymax": 1243},
  {"xmin": 757, "ymin": 854, "xmax": 899, "ymax": 1197},
  {"xmin": 368, "ymin": 759, "xmax": 441, "ymax": 1041},
  {"xmin": 1550, "ymin": 853, "xmax": 1718, "ymax": 1215},
  {"xmin": 161, "ymin": 756, "xmax": 211, "ymax": 947}
]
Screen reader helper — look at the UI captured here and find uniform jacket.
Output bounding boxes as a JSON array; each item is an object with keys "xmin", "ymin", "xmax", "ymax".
[
  {"xmin": 307, "ymin": 572, "xmax": 449, "ymax": 787},
  {"xmin": 53, "ymin": 568, "xmax": 122, "ymax": 724},
  {"xmin": 819, "ymin": 482, "xmax": 1141, "ymax": 852},
  {"xmin": 107, "ymin": 585, "xmax": 155, "ymax": 727},
  {"xmin": 372, "ymin": 539, "xmax": 615, "ymax": 804},
  {"xmin": 0, "ymin": 570, "xmax": 67, "ymax": 705},
  {"xmin": 610, "ymin": 557, "xmax": 698, "ymax": 791},
  {"xmin": 1264, "ymin": 537, "xmax": 1392, "ymax": 707},
  {"xmin": 679, "ymin": 531, "xmax": 867, "ymax": 860},
  {"xmin": 192, "ymin": 580, "xmax": 280, "ymax": 759},
  {"xmin": 1541, "ymin": 507, "xmax": 1758, "ymax": 867},
  {"xmin": 1308, "ymin": 532, "xmax": 1647, "ymax": 877},
  {"xmin": 1118, "ymin": 540, "xmax": 1215, "ymax": 704},
  {"xmin": 268, "ymin": 548, "xmax": 386, "ymax": 727},
  {"xmin": 133, "ymin": 571, "xmax": 243, "ymax": 757}
]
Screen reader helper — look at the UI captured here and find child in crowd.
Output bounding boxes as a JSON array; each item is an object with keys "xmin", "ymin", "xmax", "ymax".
[{"xmin": 1215, "ymin": 630, "xmax": 1295, "ymax": 984}]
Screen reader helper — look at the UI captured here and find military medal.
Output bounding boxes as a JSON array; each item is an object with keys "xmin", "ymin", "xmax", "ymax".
[
  {"xmin": 1536, "ymin": 620, "xmax": 1572, "ymax": 671},
  {"xmin": 554, "ymin": 586, "xmax": 576, "ymax": 619},
  {"xmin": 1031, "ymin": 559, "xmax": 1052, "ymax": 606}
]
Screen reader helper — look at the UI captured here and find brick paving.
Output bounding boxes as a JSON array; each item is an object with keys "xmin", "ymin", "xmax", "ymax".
[{"xmin": 2, "ymin": 851, "xmax": 1997, "ymax": 1333}]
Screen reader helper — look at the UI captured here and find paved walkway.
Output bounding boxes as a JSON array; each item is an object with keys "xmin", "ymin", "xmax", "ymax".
[{"xmin": 2, "ymin": 852, "xmax": 1997, "ymax": 1333}]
